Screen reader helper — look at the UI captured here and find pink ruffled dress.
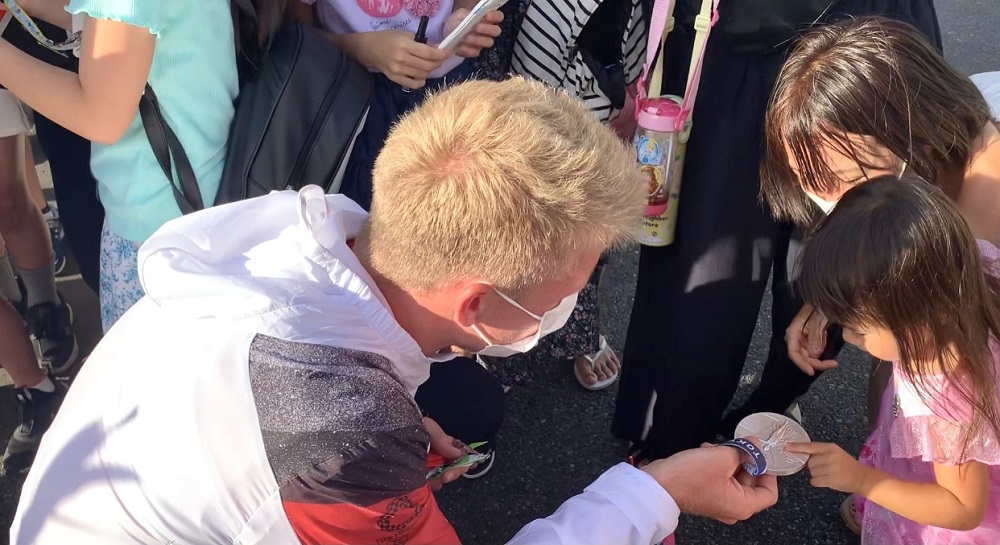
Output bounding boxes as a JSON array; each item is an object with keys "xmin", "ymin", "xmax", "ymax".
[{"xmin": 854, "ymin": 240, "xmax": 1000, "ymax": 544}]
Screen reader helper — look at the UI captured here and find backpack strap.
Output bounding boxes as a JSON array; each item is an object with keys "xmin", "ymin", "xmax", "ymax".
[{"xmin": 138, "ymin": 85, "xmax": 205, "ymax": 214}]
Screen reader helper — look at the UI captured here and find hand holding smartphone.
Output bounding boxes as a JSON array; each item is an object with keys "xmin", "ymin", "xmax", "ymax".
[{"xmin": 437, "ymin": 0, "xmax": 508, "ymax": 50}]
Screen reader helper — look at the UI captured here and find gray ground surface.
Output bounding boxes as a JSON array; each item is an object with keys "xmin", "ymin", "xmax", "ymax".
[{"xmin": 0, "ymin": 2, "xmax": 996, "ymax": 543}]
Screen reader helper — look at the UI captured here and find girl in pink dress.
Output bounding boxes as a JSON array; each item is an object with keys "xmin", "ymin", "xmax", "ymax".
[{"xmin": 787, "ymin": 175, "xmax": 1000, "ymax": 544}]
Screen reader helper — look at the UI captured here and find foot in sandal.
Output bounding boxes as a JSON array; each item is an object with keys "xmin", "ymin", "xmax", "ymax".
[
  {"xmin": 574, "ymin": 335, "xmax": 620, "ymax": 390},
  {"xmin": 840, "ymin": 495, "xmax": 862, "ymax": 535}
]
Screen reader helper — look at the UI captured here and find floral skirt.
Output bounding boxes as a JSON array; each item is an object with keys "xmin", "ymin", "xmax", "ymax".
[{"xmin": 99, "ymin": 224, "xmax": 144, "ymax": 333}]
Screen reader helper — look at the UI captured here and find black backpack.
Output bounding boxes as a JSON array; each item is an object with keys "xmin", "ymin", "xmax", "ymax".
[{"xmin": 139, "ymin": 1, "xmax": 373, "ymax": 213}]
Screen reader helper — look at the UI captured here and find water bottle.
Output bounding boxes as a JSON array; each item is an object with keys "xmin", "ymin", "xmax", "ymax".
[{"xmin": 635, "ymin": 95, "xmax": 688, "ymax": 247}]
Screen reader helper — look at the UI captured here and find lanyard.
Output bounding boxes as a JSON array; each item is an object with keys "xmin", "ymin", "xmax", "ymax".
[{"xmin": 1, "ymin": 0, "xmax": 80, "ymax": 55}]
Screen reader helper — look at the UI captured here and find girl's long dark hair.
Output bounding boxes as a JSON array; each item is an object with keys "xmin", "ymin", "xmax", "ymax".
[
  {"xmin": 234, "ymin": 0, "xmax": 290, "ymax": 85},
  {"xmin": 762, "ymin": 16, "xmax": 992, "ymax": 225},
  {"xmin": 798, "ymin": 175, "xmax": 1000, "ymax": 452}
]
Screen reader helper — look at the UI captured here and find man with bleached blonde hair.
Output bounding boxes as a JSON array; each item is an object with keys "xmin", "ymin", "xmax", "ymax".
[{"xmin": 12, "ymin": 78, "xmax": 777, "ymax": 545}]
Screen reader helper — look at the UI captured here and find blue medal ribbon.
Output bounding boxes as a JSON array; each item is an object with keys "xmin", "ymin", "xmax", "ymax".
[{"xmin": 721, "ymin": 437, "xmax": 768, "ymax": 477}]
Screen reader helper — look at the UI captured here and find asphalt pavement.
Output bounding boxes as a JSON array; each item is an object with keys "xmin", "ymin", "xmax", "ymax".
[{"xmin": 0, "ymin": 2, "xmax": 997, "ymax": 543}]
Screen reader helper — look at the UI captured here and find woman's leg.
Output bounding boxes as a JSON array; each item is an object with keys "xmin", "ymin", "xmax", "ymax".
[
  {"xmin": 0, "ymin": 133, "xmax": 76, "ymax": 375},
  {"xmin": 23, "ymin": 137, "xmax": 67, "ymax": 276},
  {"xmin": 717, "ymin": 226, "xmax": 831, "ymax": 436},
  {"xmin": 0, "ymin": 135, "xmax": 62, "ymax": 475},
  {"xmin": 573, "ymin": 261, "xmax": 618, "ymax": 387}
]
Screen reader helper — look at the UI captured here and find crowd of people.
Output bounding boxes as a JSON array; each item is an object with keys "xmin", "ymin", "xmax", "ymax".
[{"xmin": 1, "ymin": 0, "xmax": 999, "ymax": 543}]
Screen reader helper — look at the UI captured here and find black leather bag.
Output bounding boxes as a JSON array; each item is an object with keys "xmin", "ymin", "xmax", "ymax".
[
  {"xmin": 717, "ymin": 0, "xmax": 839, "ymax": 55},
  {"xmin": 139, "ymin": 3, "xmax": 373, "ymax": 213},
  {"xmin": 213, "ymin": 22, "xmax": 372, "ymax": 205}
]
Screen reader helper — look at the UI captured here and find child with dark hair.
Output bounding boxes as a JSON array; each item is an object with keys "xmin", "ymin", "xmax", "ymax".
[{"xmin": 788, "ymin": 175, "xmax": 1000, "ymax": 542}]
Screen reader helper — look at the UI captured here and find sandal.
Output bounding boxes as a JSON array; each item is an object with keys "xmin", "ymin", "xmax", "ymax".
[
  {"xmin": 574, "ymin": 335, "xmax": 619, "ymax": 391},
  {"xmin": 840, "ymin": 495, "xmax": 862, "ymax": 535}
]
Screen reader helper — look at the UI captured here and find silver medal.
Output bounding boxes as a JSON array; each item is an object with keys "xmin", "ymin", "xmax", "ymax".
[{"xmin": 734, "ymin": 412, "xmax": 810, "ymax": 476}]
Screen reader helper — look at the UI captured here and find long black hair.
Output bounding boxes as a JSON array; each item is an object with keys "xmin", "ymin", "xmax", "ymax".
[
  {"xmin": 762, "ymin": 17, "xmax": 991, "ymax": 224},
  {"xmin": 234, "ymin": 0, "xmax": 290, "ymax": 85},
  {"xmin": 798, "ymin": 175, "xmax": 1000, "ymax": 453}
]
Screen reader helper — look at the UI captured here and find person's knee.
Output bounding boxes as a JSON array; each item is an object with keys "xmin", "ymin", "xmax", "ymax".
[
  {"xmin": 0, "ymin": 135, "xmax": 31, "ymax": 218},
  {"xmin": 0, "ymin": 170, "xmax": 32, "ymax": 228}
]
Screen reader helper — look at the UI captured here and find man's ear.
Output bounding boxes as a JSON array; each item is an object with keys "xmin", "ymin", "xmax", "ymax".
[{"xmin": 454, "ymin": 281, "xmax": 491, "ymax": 328}]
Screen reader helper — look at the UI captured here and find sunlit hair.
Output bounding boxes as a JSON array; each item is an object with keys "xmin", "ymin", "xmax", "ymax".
[
  {"xmin": 798, "ymin": 175, "xmax": 1000, "ymax": 451},
  {"xmin": 354, "ymin": 77, "xmax": 646, "ymax": 293},
  {"xmin": 762, "ymin": 16, "xmax": 991, "ymax": 224}
]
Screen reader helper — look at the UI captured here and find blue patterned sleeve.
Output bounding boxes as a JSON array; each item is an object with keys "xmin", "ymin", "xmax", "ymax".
[{"xmin": 66, "ymin": 0, "xmax": 166, "ymax": 35}]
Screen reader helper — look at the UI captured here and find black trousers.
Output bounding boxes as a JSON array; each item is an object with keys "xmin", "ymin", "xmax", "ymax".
[
  {"xmin": 415, "ymin": 357, "xmax": 506, "ymax": 446},
  {"xmin": 612, "ymin": 0, "xmax": 942, "ymax": 460},
  {"xmin": 34, "ymin": 110, "xmax": 104, "ymax": 295}
]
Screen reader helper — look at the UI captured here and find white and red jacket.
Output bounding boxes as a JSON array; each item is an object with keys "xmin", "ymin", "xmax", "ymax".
[{"xmin": 11, "ymin": 186, "xmax": 679, "ymax": 544}]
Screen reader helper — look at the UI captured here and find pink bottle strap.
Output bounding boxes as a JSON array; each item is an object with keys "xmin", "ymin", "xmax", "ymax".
[
  {"xmin": 676, "ymin": 0, "xmax": 720, "ymax": 130},
  {"xmin": 638, "ymin": 0, "xmax": 721, "ymax": 132}
]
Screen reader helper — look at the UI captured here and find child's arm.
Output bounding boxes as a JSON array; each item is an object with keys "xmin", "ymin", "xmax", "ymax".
[
  {"xmin": 862, "ymin": 460, "xmax": 989, "ymax": 530},
  {"xmin": 789, "ymin": 442, "xmax": 989, "ymax": 531},
  {"xmin": 0, "ymin": 16, "xmax": 153, "ymax": 144}
]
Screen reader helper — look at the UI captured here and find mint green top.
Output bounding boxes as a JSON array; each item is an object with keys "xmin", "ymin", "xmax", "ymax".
[{"xmin": 67, "ymin": 0, "xmax": 238, "ymax": 242}]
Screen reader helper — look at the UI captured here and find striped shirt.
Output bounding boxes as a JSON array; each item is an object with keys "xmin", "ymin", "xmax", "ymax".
[{"xmin": 511, "ymin": 0, "xmax": 647, "ymax": 122}]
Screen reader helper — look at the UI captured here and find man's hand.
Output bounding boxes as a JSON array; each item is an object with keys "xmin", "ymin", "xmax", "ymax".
[
  {"xmin": 356, "ymin": 30, "xmax": 450, "ymax": 89},
  {"xmin": 442, "ymin": 9, "xmax": 503, "ymax": 58},
  {"xmin": 423, "ymin": 416, "xmax": 471, "ymax": 492},
  {"xmin": 642, "ymin": 439, "xmax": 779, "ymax": 524},
  {"xmin": 787, "ymin": 442, "xmax": 869, "ymax": 494},
  {"xmin": 786, "ymin": 303, "xmax": 837, "ymax": 376}
]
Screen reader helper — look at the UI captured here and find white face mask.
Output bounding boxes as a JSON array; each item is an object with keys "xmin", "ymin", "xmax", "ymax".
[
  {"xmin": 471, "ymin": 287, "xmax": 578, "ymax": 357},
  {"xmin": 806, "ymin": 192, "xmax": 838, "ymax": 215},
  {"xmin": 807, "ymin": 160, "xmax": 909, "ymax": 216}
]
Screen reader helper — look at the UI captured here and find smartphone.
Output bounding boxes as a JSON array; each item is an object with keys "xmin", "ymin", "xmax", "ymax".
[{"xmin": 437, "ymin": 0, "xmax": 509, "ymax": 50}]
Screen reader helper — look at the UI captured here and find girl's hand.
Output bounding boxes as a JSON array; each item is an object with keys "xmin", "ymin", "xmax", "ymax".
[
  {"xmin": 359, "ymin": 30, "xmax": 450, "ymax": 89},
  {"xmin": 442, "ymin": 9, "xmax": 503, "ymax": 58},
  {"xmin": 786, "ymin": 304, "xmax": 837, "ymax": 376},
  {"xmin": 787, "ymin": 442, "xmax": 869, "ymax": 494}
]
